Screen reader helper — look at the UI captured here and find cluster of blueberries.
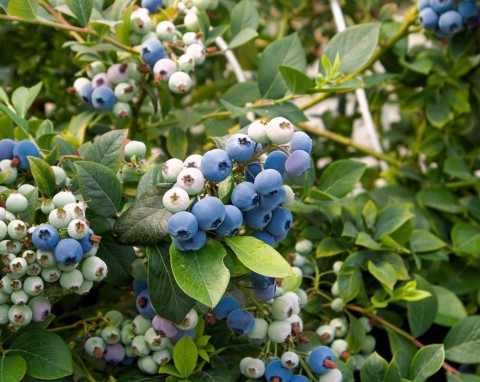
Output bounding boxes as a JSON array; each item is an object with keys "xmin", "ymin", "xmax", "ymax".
[
  {"xmin": 0, "ymin": 138, "xmax": 105, "ymax": 330},
  {"xmin": 162, "ymin": 117, "xmax": 312, "ymax": 252},
  {"xmin": 71, "ymin": 0, "xmax": 218, "ymax": 116},
  {"xmin": 418, "ymin": 0, "xmax": 479, "ymax": 37}
]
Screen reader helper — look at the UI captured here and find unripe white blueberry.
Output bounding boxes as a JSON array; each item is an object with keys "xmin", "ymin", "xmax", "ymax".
[
  {"xmin": 248, "ymin": 120, "xmax": 270, "ymax": 144},
  {"xmin": 145, "ymin": 327, "xmax": 169, "ymax": 351},
  {"xmin": 0, "ymin": 304, "xmax": 8, "ymax": 324},
  {"xmin": 294, "ymin": 288, "xmax": 308, "ymax": 307},
  {"xmin": 138, "ymin": 355, "xmax": 158, "ymax": 375},
  {"xmin": 82, "ymin": 256, "xmax": 108, "ymax": 282},
  {"xmin": 133, "ymin": 314, "xmax": 153, "ymax": 335},
  {"xmin": 67, "ymin": 219, "xmax": 88, "ymax": 240},
  {"xmin": 281, "ymin": 351, "xmax": 299, "ymax": 369},
  {"xmin": 84, "ymin": 336, "xmax": 106, "ymax": 358},
  {"xmin": 115, "ymin": 82, "xmax": 136, "ymax": 102},
  {"xmin": 331, "ymin": 338, "xmax": 349, "ymax": 357},
  {"xmin": 153, "ymin": 58, "xmax": 177, "ymax": 82},
  {"xmin": 361, "ymin": 335, "xmax": 376, "ymax": 354},
  {"xmin": 248, "ymin": 318, "xmax": 269, "ymax": 340},
  {"xmin": 26, "ymin": 263, "xmax": 41, "ymax": 277},
  {"xmin": 52, "ymin": 191, "xmax": 76, "ymax": 208},
  {"xmin": 41, "ymin": 200, "xmax": 55, "ymax": 215},
  {"xmin": 57, "ymin": 262, "xmax": 79, "ymax": 272},
  {"xmin": 0, "ymin": 160, "xmax": 18, "ymax": 185},
  {"xmin": 0, "ymin": 221, "xmax": 7, "ymax": 241},
  {"xmin": 156, "ymin": 21, "xmax": 176, "ymax": 41},
  {"xmin": 152, "ymin": 349, "xmax": 171, "ymax": 365},
  {"xmin": 9, "ymin": 257, "xmax": 27, "ymax": 279},
  {"xmin": 271, "ymin": 297, "xmax": 294, "ymax": 320},
  {"xmin": 63, "ymin": 203, "xmax": 86, "ymax": 221},
  {"xmin": 4, "ymin": 211, "xmax": 15, "ymax": 222},
  {"xmin": 162, "ymin": 158, "xmax": 184, "ymax": 182},
  {"xmin": 267, "ymin": 320, "xmax": 291, "ymax": 343},
  {"xmin": 162, "ymin": 187, "xmax": 190, "ymax": 213},
  {"xmin": 281, "ymin": 291, "xmax": 301, "ymax": 314},
  {"xmin": 18, "ymin": 184, "xmax": 36, "ymax": 196},
  {"xmin": 331, "ymin": 281, "xmax": 339, "ymax": 297},
  {"xmin": 6, "ymin": 192, "xmax": 28, "ymax": 213},
  {"xmin": 291, "ymin": 253, "xmax": 306, "ymax": 267},
  {"xmin": 73, "ymin": 77, "xmax": 90, "ymax": 93},
  {"xmin": 101, "ymin": 325, "xmax": 121, "ymax": 344},
  {"xmin": 131, "ymin": 11, "xmax": 152, "ymax": 35},
  {"xmin": 240, "ymin": 357, "xmax": 266, "ymax": 378},
  {"xmin": 129, "ymin": 33, "xmax": 142, "ymax": 46},
  {"xmin": 183, "ymin": 154, "xmax": 202, "ymax": 169},
  {"xmin": 286, "ymin": 313, "xmax": 303, "ymax": 331},
  {"xmin": 59, "ymin": 269, "xmax": 84, "ymax": 291},
  {"xmin": 23, "ymin": 276, "xmax": 44, "ymax": 296},
  {"xmin": 8, "ymin": 304, "xmax": 32, "ymax": 326},
  {"xmin": 113, "ymin": 102, "xmax": 132, "ymax": 119},
  {"xmin": 176, "ymin": 308, "xmax": 198, "ymax": 330},
  {"xmin": 132, "ymin": 335, "xmax": 150, "ymax": 357},
  {"xmin": 186, "ymin": 44, "xmax": 206, "ymax": 65},
  {"xmin": 295, "ymin": 238, "xmax": 313, "ymax": 255},
  {"xmin": 177, "ymin": 54, "xmax": 195, "ymax": 73},
  {"xmin": 330, "ymin": 317, "xmax": 348, "ymax": 338},
  {"xmin": 0, "ymin": 207, "xmax": 5, "ymax": 220},
  {"xmin": 75, "ymin": 279, "xmax": 94, "ymax": 295},
  {"xmin": 359, "ymin": 316, "xmax": 372, "ymax": 333},
  {"xmin": 176, "ymin": 168, "xmax": 205, "ymax": 195},
  {"xmin": 1, "ymin": 253, "xmax": 15, "ymax": 265},
  {"xmin": 22, "ymin": 249, "xmax": 37, "ymax": 264},
  {"xmin": 182, "ymin": 32, "xmax": 202, "ymax": 46},
  {"xmin": 48, "ymin": 208, "xmax": 71, "ymax": 229},
  {"xmin": 36, "ymin": 249, "xmax": 56, "ymax": 268},
  {"xmin": 168, "ymin": 71, "xmax": 192, "ymax": 94},
  {"xmin": 316, "ymin": 324, "xmax": 335, "ymax": 343},
  {"xmin": 141, "ymin": 31, "xmax": 158, "ymax": 43},
  {"xmin": 86, "ymin": 61, "xmax": 106, "ymax": 79},
  {"xmin": 331, "ymin": 297, "xmax": 344, "ymax": 313},
  {"xmin": 11, "ymin": 290, "xmax": 29, "ymax": 305},
  {"xmin": 51, "ymin": 166, "xmax": 67, "ymax": 187},
  {"xmin": 266, "ymin": 117, "xmax": 295, "ymax": 145},
  {"xmin": 319, "ymin": 368, "xmax": 343, "ymax": 382},
  {"xmin": 0, "ymin": 291, "xmax": 9, "ymax": 304},
  {"xmin": 333, "ymin": 261, "xmax": 344, "ymax": 275},
  {"xmin": 0, "ymin": 275, "xmax": 14, "ymax": 294},
  {"xmin": 41, "ymin": 266, "xmax": 61, "ymax": 283},
  {"xmin": 184, "ymin": 11, "xmax": 199, "ymax": 31}
]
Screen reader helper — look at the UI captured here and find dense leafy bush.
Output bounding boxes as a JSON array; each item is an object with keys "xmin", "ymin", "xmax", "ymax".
[{"xmin": 0, "ymin": 0, "xmax": 480, "ymax": 381}]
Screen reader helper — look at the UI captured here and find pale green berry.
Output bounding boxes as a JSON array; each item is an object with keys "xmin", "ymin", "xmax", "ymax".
[
  {"xmin": 152, "ymin": 349, "xmax": 171, "ymax": 365},
  {"xmin": 124, "ymin": 344, "xmax": 135, "ymax": 358},
  {"xmin": 162, "ymin": 187, "xmax": 190, "ymax": 213},
  {"xmin": 86, "ymin": 61, "xmax": 106, "ymax": 79},
  {"xmin": 115, "ymin": 83, "xmax": 136, "ymax": 103},
  {"xmin": 4, "ymin": 211, "xmax": 15, "ymax": 222},
  {"xmin": 26, "ymin": 263, "xmax": 41, "ymax": 277},
  {"xmin": 48, "ymin": 208, "xmax": 71, "ymax": 229},
  {"xmin": 121, "ymin": 327, "xmax": 135, "ymax": 345},
  {"xmin": 105, "ymin": 310, "xmax": 124, "ymax": 325},
  {"xmin": 40, "ymin": 266, "xmax": 62, "ymax": 283},
  {"xmin": 331, "ymin": 281, "xmax": 339, "ymax": 297},
  {"xmin": 122, "ymin": 320, "xmax": 133, "ymax": 329},
  {"xmin": 331, "ymin": 339, "xmax": 348, "ymax": 358},
  {"xmin": 52, "ymin": 191, "xmax": 76, "ymax": 208},
  {"xmin": 281, "ymin": 351, "xmax": 299, "ymax": 369},
  {"xmin": 0, "ymin": 304, "xmax": 8, "ymax": 323},
  {"xmin": 0, "ymin": 207, "xmax": 6, "ymax": 220},
  {"xmin": 184, "ymin": 11, "xmax": 199, "ymax": 31},
  {"xmin": 7, "ymin": 220, "xmax": 27, "ymax": 240},
  {"xmin": 59, "ymin": 269, "xmax": 84, "ymax": 291},
  {"xmin": 9, "ymin": 257, "xmax": 27, "ymax": 279},
  {"xmin": 281, "ymin": 291, "xmax": 301, "ymax": 314},
  {"xmin": 271, "ymin": 297, "xmax": 293, "ymax": 321},
  {"xmin": 130, "ymin": 258, "xmax": 148, "ymax": 280},
  {"xmin": 319, "ymin": 369, "xmax": 343, "ymax": 382},
  {"xmin": 208, "ymin": 0, "xmax": 218, "ymax": 9},
  {"xmin": 162, "ymin": 158, "xmax": 184, "ymax": 182},
  {"xmin": 145, "ymin": 327, "xmax": 169, "ymax": 351},
  {"xmin": 124, "ymin": 140, "xmax": 147, "ymax": 161},
  {"xmin": 286, "ymin": 314, "xmax": 303, "ymax": 332},
  {"xmin": 267, "ymin": 320, "xmax": 291, "ymax": 343},
  {"xmin": 352, "ymin": 354, "xmax": 366, "ymax": 371},
  {"xmin": 359, "ymin": 316, "xmax": 372, "ymax": 333},
  {"xmin": 57, "ymin": 262, "xmax": 79, "ymax": 272},
  {"xmin": 85, "ymin": 336, "xmax": 106, "ymax": 358},
  {"xmin": 0, "ymin": 221, "xmax": 7, "ymax": 241},
  {"xmin": 156, "ymin": 21, "xmax": 176, "ymax": 41},
  {"xmin": 294, "ymin": 288, "xmax": 308, "ymax": 307},
  {"xmin": 113, "ymin": 102, "xmax": 132, "ymax": 119},
  {"xmin": 248, "ymin": 318, "xmax": 269, "ymax": 341},
  {"xmin": 333, "ymin": 261, "xmax": 344, "ymax": 275},
  {"xmin": 0, "ymin": 275, "xmax": 14, "ymax": 294},
  {"xmin": 0, "ymin": 291, "xmax": 9, "ymax": 304},
  {"xmin": 329, "ymin": 317, "xmax": 348, "ymax": 338},
  {"xmin": 63, "ymin": 203, "xmax": 86, "ymax": 221},
  {"xmin": 74, "ymin": 279, "xmax": 93, "ymax": 295},
  {"xmin": 192, "ymin": 0, "xmax": 210, "ymax": 10},
  {"xmin": 291, "ymin": 253, "xmax": 306, "ymax": 267},
  {"xmin": 331, "ymin": 297, "xmax": 344, "ymax": 313},
  {"xmin": 67, "ymin": 219, "xmax": 88, "ymax": 240},
  {"xmin": 1, "ymin": 253, "xmax": 15, "ymax": 266},
  {"xmin": 36, "ymin": 249, "xmax": 56, "ymax": 268},
  {"xmin": 240, "ymin": 357, "xmax": 265, "ymax": 378},
  {"xmin": 23, "ymin": 276, "xmax": 44, "ymax": 296},
  {"xmin": 51, "ymin": 166, "xmax": 67, "ymax": 187},
  {"xmin": 175, "ymin": 308, "xmax": 198, "ymax": 330},
  {"xmin": 361, "ymin": 335, "xmax": 376, "ymax": 355},
  {"xmin": 127, "ymin": 63, "xmax": 142, "ymax": 81},
  {"xmin": 0, "ymin": 160, "xmax": 18, "ymax": 185},
  {"xmin": 247, "ymin": 120, "xmax": 270, "ymax": 144},
  {"xmin": 295, "ymin": 239, "xmax": 313, "ymax": 255},
  {"xmin": 11, "ymin": 290, "xmax": 29, "ymax": 305},
  {"xmin": 22, "ymin": 250, "xmax": 36, "ymax": 264},
  {"xmin": 177, "ymin": 54, "xmax": 195, "ymax": 73},
  {"xmin": 8, "ymin": 304, "xmax": 32, "ymax": 326},
  {"xmin": 18, "ymin": 184, "xmax": 36, "ymax": 196},
  {"xmin": 138, "ymin": 355, "xmax": 158, "ymax": 375},
  {"xmin": 81, "ymin": 256, "xmax": 108, "ymax": 282},
  {"xmin": 6, "ymin": 192, "xmax": 28, "ymax": 213},
  {"xmin": 129, "ymin": 33, "xmax": 143, "ymax": 46},
  {"xmin": 133, "ymin": 314, "xmax": 152, "ymax": 335},
  {"xmin": 182, "ymin": 32, "xmax": 201, "ymax": 46},
  {"xmin": 132, "ymin": 335, "xmax": 150, "ymax": 357},
  {"xmin": 101, "ymin": 325, "xmax": 121, "ymax": 344},
  {"xmin": 131, "ymin": 12, "xmax": 152, "ymax": 35},
  {"xmin": 316, "ymin": 325, "xmax": 335, "ymax": 343},
  {"xmin": 186, "ymin": 43, "xmax": 206, "ymax": 65},
  {"xmin": 41, "ymin": 200, "xmax": 55, "ymax": 215},
  {"xmin": 10, "ymin": 279, "xmax": 22, "ymax": 291}
]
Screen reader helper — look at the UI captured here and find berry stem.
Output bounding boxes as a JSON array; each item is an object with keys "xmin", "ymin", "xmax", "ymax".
[
  {"xmin": 299, "ymin": 355, "xmax": 318, "ymax": 381},
  {"xmin": 345, "ymin": 304, "xmax": 461, "ymax": 375},
  {"xmin": 40, "ymin": 0, "xmax": 85, "ymax": 43}
]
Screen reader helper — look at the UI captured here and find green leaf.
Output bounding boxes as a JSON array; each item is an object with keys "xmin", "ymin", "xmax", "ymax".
[
  {"xmin": 322, "ymin": 23, "xmax": 381, "ymax": 75},
  {"xmin": 197, "ymin": 368, "xmax": 232, "ymax": 382},
  {"xmin": 74, "ymin": 161, "xmax": 122, "ymax": 218},
  {"xmin": 18, "ymin": 187, "xmax": 38, "ymax": 226},
  {"xmin": 66, "ymin": 0, "xmax": 92, "ymax": 26},
  {"xmin": 451, "ymin": 222, "xmax": 480, "ymax": 256},
  {"xmin": 147, "ymin": 243, "xmax": 195, "ymax": 324},
  {"xmin": 278, "ymin": 65, "xmax": 315, "ymax": 94},
  {"xmin": 0, "ymin": 87, "xmax": 9, "ymax": 104},
  {"xmin": 0, "ymin": 104, "xmax": 29, "ymax": 135},
  {"xmin": 360, "ymin": 352, "xmax": 388, "ymax": 382},
  {"xmin": 228, "ymin": 27, "xmax": 258, "ymax": 49},
  {"xmin": 7, "ymin": 0, "xmax": 38, "ymax": 20},
  {"xmin": 426, "ymin": 93, "xmax": 450, "ymax": 128},
  {"xmin": 318, "ymin": 160, "xmax": 367, "ymax": 198},
  {"xmin": 222, "ymin": 81, "xmax": 261, "ymax": 106},
  {"xmin": 368, "ymin": 261, "xmax": 396, "ymax": 290},
  {"xmin": 27, "ymin": 157, "xmax": 56, "ymax": 196},
  {"xmin": 230, "ymin": 0, "xmax": 259, "ymax": 36},
  {"xmin": 68, "ymin": 111, "xmax": 95, "ymax": 144},
  {"xmin": 374, "ymin": 206, "xmax": 414, "ymax": 240},
  {"xmin": 84, "ymin": 129, "xmax": 127, "ymax": 172},
  {"xmin": 407, "ymin": 275, "xmax": 438, "ymax": 337},
  {"xmin": 409, "ymin": 344, "xmax": 444, "ymax": 382},
  {"xmin": 258, "ymin": 33, "xmax": 306, "ymax": 99},
  {"xmin": 173, "ymin": 336, "xmax": 198, "ymax": 378},
  {"xmin": 409, "ymin": 229, "xmax": 446, "ymax": 253},
  {"xmin": 448, "ymin": 375, "xmax": 480, "ymax": 382},
  {"xmin": 433, "ymin": 285, "xmax": 467, "ymax": 327},
  {"xmin": 444, "ymin": 315, "xmax": 480, "ymax": 364},
  {"xmin": 113, "ymin": 183, "xmax": 172, "ymax": 245},
  {"xmin": 338, "ymin": 270, "xmax": 362, "ymax": 302},
  {"xmin": 356, "ymin": 232, "xmax": 382, "ymax": 250},
  {"xmin": 11, "ymin": 82, "xmax": 42, "ymax": 118},
  {"xmin": 97, "ymin": 232, "xmax": 135, "ymax": 286},
  {"xmin": 167, "ymin": 127, "xmax": 187, "ymax": 160},
  {"xmin": 417, "ymin": 187, "xmax": 464, "ymax": 214},
  {"xmin": 217, "ymin": 173, "xmax": 234, "ymax": 204},
  {"xmin": 136, "ymin": 166, "xmax": 164, "ymax": 199},
  {"xmin": 0, "ymin": 354, "xmax": 26, "ymax": 382},
  {"xmin": 223, "ymin": 236, "xmax": 292, "ymax": 278},
  {"xmin": 346, "ymin": 313, "xmax": 366, "ymax": 354},
  {"xmin": 362, "ymin": 199, "xmax": 377, "ymax": 230},
  {"xmin": 170, "ymin": 239, "xmax": 230, "ymax": 308},
  {"xmin": 316, "ymin": 237, "xmax": 347, "ymax": 257},
  {"xmin": 9, "ymin": 329, "xmax": 73, "ymax": 379}
]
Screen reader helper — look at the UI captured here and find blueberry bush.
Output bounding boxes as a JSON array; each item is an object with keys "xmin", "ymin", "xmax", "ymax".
[{"xmin": 0, "ymin": 0, "xmax": 479, "ymax": 381}]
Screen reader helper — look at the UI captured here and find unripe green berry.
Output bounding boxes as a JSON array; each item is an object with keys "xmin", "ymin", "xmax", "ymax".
[
  {"xmin": 48, "ymin": 208, "xmax": 71, "ymax": 229},
  {"xmin": 176, "ymin": 308, "xmax": 198, "ymax": 330},
  {"xmin": 101, "ymin": 325, "xmax": 121, "ymax": 345},
  {"xmin": 11, "ymin": 290, "xmax": 29, "ymax": 305},
  {"xmin": 52, "ymin": 191, "xmax": 76, "ymax": 209},
  {"xmin": 75, "ymin": 279, "xmax": 93, "ymax": 295},
  {"xmin": 67, "ymin": 219, "xmax": 88, "ymax": 240},
  {"xmin": 105, "ymin": 310, "xmax": 124, "ymax": 325},
  {"xmin": 85, "ymin": 336, "xmax": 106, "ymax": 358},
  {"xmin": 7, "ymin": 220, "xmax": 28, "ymax": 240},
  {"xmin": 331, "ymin": 297, "xmax": 344, "ymax": 313},
  {"xmin": 133, "ymin": 314, "xmax": 152, "ymax": 335},
  {"xmin": 6, "ymin": 192, "xmax": 28, "ymax": 213},
  {"xmin": 267, "ymin": 320, "xmax": 291, "ymax": 343},
  {"xmin": 137, "ymin": 355, "xmax": 158, "ymax": 375},
  {"xmin": 23, "ymin": 276, "xmax": 44, "ymax": 296},
  {"xmin": 36, "ymin": 250, "xmax": 56, "ymax": 268},
  {"xmin": 145, "ymin": 327, "xmax": 169, "ymax": 351},
  {"xmin": 59, "ymin": 269, "xmax": 84, "ymax": 291},
  {"xmin": 0, "ymin": 304, "xmax": 9, "ymax": 324},
  {"xmin": 132, "ymin": 335, "xmax": 150, "ymax": 357},
  {"xmin": 248, "ymin": 318, "xmax": 269, "ymax": 341},
  {"xmin": 41, "ymin": 266, "xmax": 61, "ymax": 283},
  {"xmin": 8, "ymin": 304, "xmax": 32, "ymax": 326}
]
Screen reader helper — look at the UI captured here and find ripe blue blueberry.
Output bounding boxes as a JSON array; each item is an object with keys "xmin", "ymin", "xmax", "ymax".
[
  {"xmin": 259, "ymin": 187, "xmax": 286, "ymax": 210},
  {"xmin": 285, "ymin": 150, "xmax": 311, "ymax": 176},
  {"xmin": 200, "ymin": 149, "xmax": 232, "ymax": 182},
  {"xmin": 133, "ymin": 278, "xmax": 148, "ymax": 297},
  {"xmin": 250, "ymin": 272, "xmax": 275, "ymax": 290},
  {"xmin": 167, "ymin": 211, "xmax": 198, "ymax": 241},
  {"xmin": 31, "ymin": 225, "xmax": 59, "ymax": 251},
  {"xmin": 215, "ymin": 205, "xmax": 243, "ymax": 236},
  {"xmin": 308, "ymin": 346, "xmax": 337, "ymax": 374},
  {"xmin": 254, "ymin": 283, "xmax": 276, "ymax": 301},
  {"xmin": 438, "ymin": 10, "xmax": 463, "ymax": 33},
  {"xmin": 191, "ymin": 197, "xmax": 226, "ymax": 230},
  {"xmin": 212, "ymin": 296, "xmax": 240, "ymax": 319},
  {"xmin": 54, "ymin": 238, "xmax": 84, "ymax": 266},
  {"xmin": 226, "ymin": 133, "xmax": 255, "ymax": 162},
  {"xmin": 264, "ymin": 360, "xmax": 293, "ymax": 382},
  {"xmin": 136, "ymin": 289, "xmax": 157, "ymax": 319},
  {"xmin": 458, "ymin": 1, "xmax": 479, "ymax": 27},
  {"xmin": 142, "ymin": 0, "xmax": 163, "ymax": 13},
  {"xmin": 244, "ymin": 161, "xmax": 262, "ymax": 183},
  {"xmin": 170, "ymin": 328, "xmax": 195, "ymax": 345},
  {"xmin": 430, "ymin": 0, "xmax": 454, "ymax": 13},
  {"xmin": 0, "ymin": 139, "xmax": 15, "ymax": 160},
  {"xmin": 91, "ymin": 86, "xmax": 116, "ymax": 110},
  {"xmin": 289, "ymin": 131, "xmax": 313, "ymax": 154},
  {"xmin": 12, "ymin": 140, "xmax": 40, "ymax": 172},
  {"xmin": 419, "ymin": 7, "xmax": 440, "ymax": 29},
  {"xmin": 226, "ymin": 309, "xmax": 255, "ymax": 335},
  {"xmin": 291, "ymin": 376, "xmax": 310, "ymax": 382},
  {"xmin": 173, "ymin": 230, "xmax": 206, "ymax": 251},
  {"xmin": 245, "ymin": 206, "xmax": 272, "ymax": 229},
  {"xmin": 254, "ymin": 169, "xmax": 283, "ymax": 196},
  {"xmin": 141, "ymin": 38, "xmax": 165, "ymax": 65},
  {"xmin": 264, "ymin": 151, "xmax": 288, "ymax": 177},
  {"xmin": 78, "ymin": 229, "xmax": 95, "ymax": 254},
  {"xmin": 418, "ymin": 0, "xmax": 431, "ymax": 11},
  {"xmin": 251, "ymin": 230, "xmax": 276, "ymax": 247},
  {"xmin": 266, "ymin": 208, "xmax": 293, "ymax": 237},
  {"xmin": 231, "ymin": 182, "xmax": 259, "ymax": 211}
]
